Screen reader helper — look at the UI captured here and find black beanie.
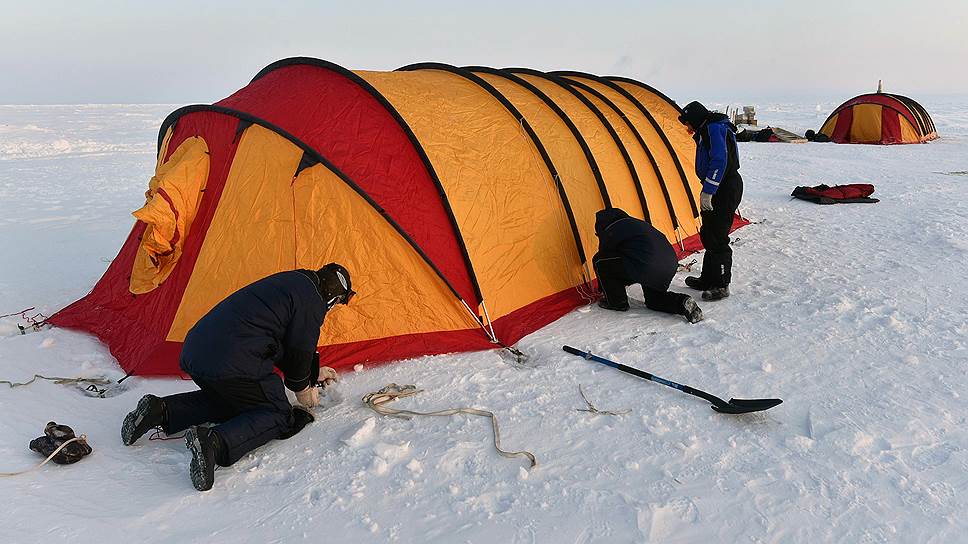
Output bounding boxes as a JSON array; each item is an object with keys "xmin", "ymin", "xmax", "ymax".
[{"xmin": 678, "ymin": 101, "xmax": 710, "ymax": 130}]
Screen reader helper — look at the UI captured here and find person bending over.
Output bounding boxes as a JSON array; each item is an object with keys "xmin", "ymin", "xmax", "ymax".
[
  {"xmin": 593, "ymin": 208, "xmax": 703, "ymax": 323},
  {"xmin": 121, "ymin": 263, "xmax": 354, "ymax": 491}
]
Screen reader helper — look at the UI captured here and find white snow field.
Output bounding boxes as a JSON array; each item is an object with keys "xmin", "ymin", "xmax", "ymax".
[{"xmin": 1, "ymin": 99, "xmax": 967, "ymax": 543}]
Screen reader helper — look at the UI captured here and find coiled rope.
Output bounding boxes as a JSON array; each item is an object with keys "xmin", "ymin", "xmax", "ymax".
[{"xmin": 363, "ymin": 383, "xmax": 536, "ymax": 468}]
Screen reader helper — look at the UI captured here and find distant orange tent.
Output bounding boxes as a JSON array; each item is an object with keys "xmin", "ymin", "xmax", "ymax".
[
  {"xmin": 819, "ymin": 89, "xmax": 937, "ymax": 144},
  {"xmin": 51, "ymin": 58, "xmax": 744, "ymax": 377}
]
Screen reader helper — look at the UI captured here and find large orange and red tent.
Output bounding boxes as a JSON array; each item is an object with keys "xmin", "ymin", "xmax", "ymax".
[
  {"xmin": 51, "ymin": 58, "xmax": 741, "ymax": 377},
  {"xmin": 819, "ymin": 91, "xmax": 937, "ymax": 144}
]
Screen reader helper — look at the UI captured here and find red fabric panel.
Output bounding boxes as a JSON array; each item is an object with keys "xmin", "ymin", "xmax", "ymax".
[
  {"xmin": 814, "ymin": 184, "xmax": 875, "ymax": 199},
  {"xmin": 215, "ymin": 65, "xmax": 477, "ymax": 306},
  {"xmin": 494, "ymin": 287, "xmax": 590, "ymax": 347},
  {"xmin": 840, "ymin": 94, "xmax": 920, "ymax": 133},
  {"xmin": 49, "ymin": 112, "xmax": 242, "ymax": 376},
  {"xmin": 881, "ymin": 108, "xmax": 902, "ymax": 144},
  {"xmin": 830, "ymin": 108, "xmax": 854, "ymax": 143}
]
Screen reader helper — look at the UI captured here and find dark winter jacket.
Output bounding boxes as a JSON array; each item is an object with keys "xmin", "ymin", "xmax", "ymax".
[
  {"xmin": 180, "ymin": 270, "xmax": 328, "ymax": 392},
  {"xmin": 695, "ymin": 113, "xmax": 741, "ymax": 195},
  {"xmin": 594, "ymin": 208, "xmax": 678, "ymax": 291}
]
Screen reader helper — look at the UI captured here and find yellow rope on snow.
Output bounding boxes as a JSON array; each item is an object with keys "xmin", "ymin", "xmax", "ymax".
[{"xmin": 362, "ymin": 383, "xmax": 537, "ymax": 468}]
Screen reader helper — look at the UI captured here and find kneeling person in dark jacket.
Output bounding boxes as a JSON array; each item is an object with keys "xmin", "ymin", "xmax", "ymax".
[
  {"xmin": 121, "ymin": 263, "xmax": 355, "ymax": 491},
  {"xmin": 593, "ymin": 208, "xmax": 703, "ymax": 323}
]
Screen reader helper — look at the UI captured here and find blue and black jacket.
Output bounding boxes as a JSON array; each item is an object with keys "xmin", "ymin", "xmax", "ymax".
[
  {"xmin": 695, "ymin": 113, "xmax": 741, "ymax": 195},
  {"xmin": 180, "ymin": 270, "xmax": 328, "ymax": 392}
]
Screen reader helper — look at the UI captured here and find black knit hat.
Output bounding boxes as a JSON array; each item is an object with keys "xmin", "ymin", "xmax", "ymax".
[{"xmin": 678, "ymin": 101, "xmax": 710, "ymax": 130}]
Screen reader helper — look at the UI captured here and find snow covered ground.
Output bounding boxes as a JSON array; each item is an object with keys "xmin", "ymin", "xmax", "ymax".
[{"xmin": 1, "ymin": 98, "xmax": 967, "ymax": 543}]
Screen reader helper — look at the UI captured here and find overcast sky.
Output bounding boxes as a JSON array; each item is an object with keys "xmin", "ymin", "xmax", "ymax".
[{"xmin": 1, "ymin": 0, "xmax": 965, "ymax": 104}]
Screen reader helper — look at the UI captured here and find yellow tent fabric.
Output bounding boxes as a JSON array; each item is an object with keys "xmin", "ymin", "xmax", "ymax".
[
  {"xmin": 130, "ymin": 136, "xmax": 209, "ymax": 294},
  {"xmin": 357, "ymin": 69, "xmax": 584, "ymax": 319}
]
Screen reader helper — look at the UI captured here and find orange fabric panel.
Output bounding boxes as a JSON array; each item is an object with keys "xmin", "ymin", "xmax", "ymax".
[
  {"xmin": 515, "ymin": 74, "xmax": 646, "ymax": 222},
  {"xmin": 168, "ymin": 126, "xmax": 302, "ymax": 340},
  {"xmin": 572, "ymin": 86, "xmax": 675, "ymax": 237},
  {"xmin": 292, "ymin": 164, "xmax": 474, "ymax": 343},
  {"xmin": 357, "ymin": 69, "xmax": 584, "ymax": 319},
  {"xmin": 612, "ymin": 81, "xmax": 701, "ymax": 214},
  {"xmin": 899, "ymin": 117, "xmax": 919, "ymax": 143},
  {"xmin": 819, "ymin": 113, "xmax": 838, "ymax": 137},
  {"xmin": 577, "ymin": 78, "xmax": 700, "ymax": 243},
  {"xmin": 570, "ymin": 78, "xmax": 699, "ymax": 242},
  {"xmin": 849, "ymin": 104, "xmax": 883, "ymax": 143},
  {"xmin": 129, "ymin": 137, "xmax": 210, "ymax": 294},
  {"xmin": 473, "ymin": 72, "xmax": 602, "ymax": 275}
]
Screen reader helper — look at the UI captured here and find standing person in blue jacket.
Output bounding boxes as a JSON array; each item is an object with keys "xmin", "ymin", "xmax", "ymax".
[
  {"xmin": 120, "ymin": 263, "xmax": 355, "ymax": 491},
  {"xmin": 593, "ymin": 208, "xmax": 704, "ymax": 323},
  {"xmin": 678, "ymin": 101, "xmax": 744, "ymax": 300}
]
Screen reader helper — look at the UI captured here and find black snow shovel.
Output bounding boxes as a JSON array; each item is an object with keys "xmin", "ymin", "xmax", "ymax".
[{"xmin": 562, "ymin": 346, "xmax": 782, "ymax": 414}]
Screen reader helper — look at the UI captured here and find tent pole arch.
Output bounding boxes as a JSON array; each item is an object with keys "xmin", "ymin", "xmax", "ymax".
[
  {"xmin": 463, "ymin": 65, "xmax": 612, "ymax": 210},
  {"xmin": 556, "ymin": 75, "xmax": 682, "ymax": 234},
  {"xmin": 585, "ymin": 73, "xmax": 702, "ymax": 218},
  {"xmin": 157, "ymin": 104, "xmax": 486, "ymax": 335},
  {"xmin": 397, "ymin": 62, "xmax": 590, "ymax": 273},
  {"xmin": 885, "ymin": 93, "xmax": 935, "ymax": 134},
  {"xmin": 603, "ymin": 75, "xmax": 685, "ymax": 114},
  {"xmin": 505, "ymin": 68, "xmax": 651, "ymax": 222},
  {"xmin": 242, "ymin": 57, "xmax": 486, "ymax": 308}
]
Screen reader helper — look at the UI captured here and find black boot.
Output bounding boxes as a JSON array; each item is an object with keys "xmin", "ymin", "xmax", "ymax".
[
  {"xmin": 598, "ymin": 299, "xmax": 629, "ymax": 311},
  {"xmin": 685, "ymin": 276, "xmax": 712, "ymax": 291},
  {"xmin": 702, "ymin": 286, "xmax": 730, "ymax": 301},
  {"xmin": 121, "ymin": 394, "xmax": 167, "ymax": 446},
  {"xmin": 186, "ymin": 426, "xmax": 224, "ymax": 491},
  {"xmin": 681, "ymin": 297, "xmax": 704, "ymax": 323}
]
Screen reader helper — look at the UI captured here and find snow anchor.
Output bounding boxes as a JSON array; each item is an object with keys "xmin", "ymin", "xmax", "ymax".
[{"xmin": 562, "ymin": 346, "xmax": 782, "ymax": 414}]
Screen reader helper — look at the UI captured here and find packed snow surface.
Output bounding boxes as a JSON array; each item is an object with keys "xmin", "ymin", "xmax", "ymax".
[{"xmin": 1, "ymin": 99, "xmax": 967, "ymax": 543}]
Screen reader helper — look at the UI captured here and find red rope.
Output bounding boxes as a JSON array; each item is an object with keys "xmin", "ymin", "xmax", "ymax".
[
  {"xmin": 1, "ymin": 307, "xmax": 50, "ymax": 331},
  {"xmin": 148, "ymin": 428, "xmax": 186, "ymax": 441}
]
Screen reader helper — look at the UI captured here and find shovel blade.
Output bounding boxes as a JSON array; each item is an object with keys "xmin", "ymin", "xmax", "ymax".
[{"xmin": 711, "ymin": 398, "xmax": 783, "ymax": 414}]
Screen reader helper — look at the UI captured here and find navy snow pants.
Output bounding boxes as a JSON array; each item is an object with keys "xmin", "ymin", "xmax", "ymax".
[
  {"xmin": 593, "ymin": 250, "xmax": 688, "ymax": 315},
  {"xmin": 699, "ymin": 174, "xmax": 743, "ymax": 288},
  {"xmin": 163, "ymin": 374, "xmax": 294, "ymax": 466}
]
